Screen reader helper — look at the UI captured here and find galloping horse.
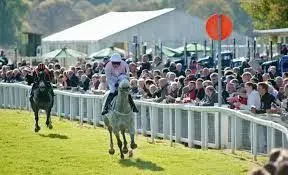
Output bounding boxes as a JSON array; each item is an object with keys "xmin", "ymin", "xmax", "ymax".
[
  {"xmin": 30, "ymin": 71, "xmax": 54, "ymax": 132},
  {"xmin": 102, "ymin": 79, "xmax": 137, "ymax": 159}
]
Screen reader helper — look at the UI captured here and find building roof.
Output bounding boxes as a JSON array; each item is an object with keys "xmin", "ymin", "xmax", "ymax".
[
  {"xmin": 253, "ymin": 28, "xmax": 288, "ymax": 36},
  {"xmin": 42, "ymin": 8, "xmax": 175, "ymax": 42}
]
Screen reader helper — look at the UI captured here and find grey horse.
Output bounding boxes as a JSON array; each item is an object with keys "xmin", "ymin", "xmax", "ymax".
[
  {"xmin": 102, "ymin": 79, "xmax": 137, "ymax": 159},
  {"xmin": 30, "ymin": 72, "xmax": 54, "ymax": 132}
]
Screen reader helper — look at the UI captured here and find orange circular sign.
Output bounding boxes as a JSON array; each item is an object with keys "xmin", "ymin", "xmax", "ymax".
[{"xmin": 206, "ymin": 14, "xmax": 233, "ymax": 40}]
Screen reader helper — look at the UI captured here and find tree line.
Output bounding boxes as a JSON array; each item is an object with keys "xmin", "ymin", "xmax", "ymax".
[{"xmin": 1, "ymin": 0, "xmax": 287, "ymax": 46}]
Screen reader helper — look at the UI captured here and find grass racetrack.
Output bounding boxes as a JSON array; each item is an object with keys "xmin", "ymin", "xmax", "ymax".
[{"xmin": 0, "ymin": 109, "xmax": 266, "ymax": 175}]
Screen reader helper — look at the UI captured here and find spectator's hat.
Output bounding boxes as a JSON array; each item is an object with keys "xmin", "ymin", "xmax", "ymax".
[
  {"xmin": 92, "ymin": 73, "xmax": 100, "ymax": 78},
  {"xmin": 110, "ymin": 53, "xmax": 121, "ymax": 63},
  {"xmin": 22, "ymin": 67, "xmax": 31, "ymax": 72}
]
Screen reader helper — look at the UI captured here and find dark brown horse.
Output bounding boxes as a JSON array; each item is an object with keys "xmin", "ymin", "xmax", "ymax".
[{"xmin": 30, "ymin": 72, "xmax": 54, "ymax": 132}]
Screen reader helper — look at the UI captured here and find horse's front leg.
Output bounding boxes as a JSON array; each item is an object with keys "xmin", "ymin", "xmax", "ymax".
[
  {"xmin": 129, "ymin": 122, "xmax": 137, "ymax": 150},
  {"xmin": 46, "ymin": 109, "xmax": 53, "ymax": 129},
  {"xmin": 114, "ymin": 131, "xmax": 124, "ymax": 159},
  {"xmin": 108, "ymin": 126, "xmax": 115, "ymax": 155},
  {"xmin": 121, "ymin": 130, "xmax": 128, "ymax": 154},
  {"xmin": 34, "ymin": 109, "xmax": 41, "ymax": 132}
]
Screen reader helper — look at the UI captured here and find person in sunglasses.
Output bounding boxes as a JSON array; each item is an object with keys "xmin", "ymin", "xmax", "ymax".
[{"xmin": 101, "ymin": 53, "xmax": 138, "ymax": 115}]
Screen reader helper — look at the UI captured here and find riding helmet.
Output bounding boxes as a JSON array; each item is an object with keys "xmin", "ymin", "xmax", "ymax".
[
  {"xmin": 110, "ymin": 53, "xmax": 122, "ymax": 63},
  {"xmin": 38, "ymin": 63, "xmax": 45, "ymax": 71}
]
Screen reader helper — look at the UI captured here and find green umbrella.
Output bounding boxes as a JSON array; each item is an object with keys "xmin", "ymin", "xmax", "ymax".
[
  {"xmin": 42, "ymin": 48, "xmax": 87, "ymax": 59},
  {"xmin": 176, "ymin": 43, "xmax": 210, "ymax": 52},
  {"xmin": 146, "ymin": 46, "xmax": 183, "ymax": 57},
  {"xmin": 89, "ymin": 47, "xmax": 126, "ymax": 59}
]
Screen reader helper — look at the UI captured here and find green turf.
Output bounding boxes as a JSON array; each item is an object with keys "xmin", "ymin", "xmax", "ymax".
[{"xmin": 0, "ymin": 109, "xmax": 266, "ymax": 175}]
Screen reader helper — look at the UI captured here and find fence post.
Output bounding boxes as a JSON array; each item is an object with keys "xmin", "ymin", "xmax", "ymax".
[
  {"xmin": 140, "ymin": 105, "xmax": 147, "ymax": 136},
  {"xmin": 92, "ymin": 98, "xmax": 97, "ymax": 127},
  {"xmin": 220, "ymin": 112, "xmax": 229, "ymax": 148},
  {"xmin": 134, "ymin": 113, "xmax": 138, "ymax": 135},
  {"xmin": 19, "ymin": 87, "xmax": 22, "ymax": 109},
  {"xmin": 282, "ymin": 133, "xmax": 286, "ymax": 149},
  {"xmin": 267, "ymin": 127, "xmax": 272, "ymax": 154},
  {"xmin": 252, "ymin": 122, "xmax": 258, "ymax": 161},
  {"xmin": 57, "ymin": 94, "xmax": 61, "ymax": 117},
  {"xmin": 231, "ymin": 116, "xmax": 236, "ymax": 153},
  {"xmin": 150, "ymin": 106, "xmax": 158, "ymax": 143},
  {"xmin": 214, "ymin": 112, "xmax": 220, "ymax": 148},
  {"xmin": 163, "ymin": 108, "xmax": 170, "ymax": 139},
  {"xmin": 169, "ymin": 108, "xmax": 173, "ymax": 146},
  {"xmin": 70, "ymin": 96, "xmax": 73, "ymax": 121},
  {"xmin": 175, "ymin": 109, "xmax": 182, "ymax": 143},
  {"xmin": 201, "ymin": 112, "xmax": 208, "ymax": 149},
  {"xmin": 79, "ymin": 97, "xmax": 83, "ymax": 125},
  {"xmin": 188, "ymin": 110, "xmax": 194, "ymax": 148}
]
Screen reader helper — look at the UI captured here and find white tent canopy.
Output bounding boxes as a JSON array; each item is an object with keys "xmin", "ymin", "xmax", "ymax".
[{"xmin": 42, "ymin": 8, "xmax": 175, "ymax": 42}]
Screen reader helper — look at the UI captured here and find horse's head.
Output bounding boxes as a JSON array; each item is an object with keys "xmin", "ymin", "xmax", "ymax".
[
  {"xmin": 38, "ymin": 80, "xmax": 47, "ymax": 92},
  {"xmin": 118, "ymin": 79, "xmax": 130, "ymax": 93},
  {"xmin": 37, "ymin": 72, "xmax": 47, "ymax": 92}
]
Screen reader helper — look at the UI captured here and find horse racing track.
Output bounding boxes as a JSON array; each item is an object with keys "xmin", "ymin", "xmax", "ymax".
[{"xmin": 0, "ymin": 109, "xmax": 266, "ymax": 175}]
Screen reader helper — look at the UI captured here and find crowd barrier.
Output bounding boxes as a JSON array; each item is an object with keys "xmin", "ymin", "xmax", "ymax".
[{"xmin": 1, "ymin": 82, "xmax": 288, "ymax": 160}]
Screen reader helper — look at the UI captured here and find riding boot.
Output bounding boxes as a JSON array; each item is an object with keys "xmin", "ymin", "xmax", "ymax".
[
  {"xmin": 101, "ymin": 93, "xmax": 115, "ymax": 115},
  {"xmin": 30, "ymin": 83, "xmax": 37, "ymax": 99},
  {"xmin": 128, "ymin": 94, "xmax": 139, "ymax": 113}
]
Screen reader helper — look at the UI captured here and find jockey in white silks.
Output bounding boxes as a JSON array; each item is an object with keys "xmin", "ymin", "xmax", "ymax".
[{"xmin": 101, "ymin": 53, "xmax": 139, "ymax": 115}]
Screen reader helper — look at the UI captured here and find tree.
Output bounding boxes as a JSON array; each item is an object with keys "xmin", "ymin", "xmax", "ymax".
[
  {"xmin": 185, "ymin": 0, "xmax": 252, "ymax": 34},
  {"xmin": 28, "ymin": 0, "xmax": 82, "ymax": 35},
  {"xmin": 0, "ymin": 0, "xmax": 28, "ymax": 46},
  {"xmin": 240, "ymin": 0, "xmax": 288, "ymax": 29}
]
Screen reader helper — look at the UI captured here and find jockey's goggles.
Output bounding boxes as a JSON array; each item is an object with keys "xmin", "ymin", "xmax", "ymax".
[{"xmin": 111, "ymin": 61, "xmax": 121, "ymax": 65}]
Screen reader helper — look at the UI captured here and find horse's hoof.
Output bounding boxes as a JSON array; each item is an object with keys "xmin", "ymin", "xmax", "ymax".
[
  {"xmin": 123, "ymin": 147, "xmax": 128, "ymax": 154},
  {"xmin": 120, "ymin": 154, "xmax": 124, "ymax": 159},
  {"xmin": 34, "ymin": 126, "xmax": 40, "ymax": 133},
  {"xmin": 109, "ymin": 149, "xmax": 115, "ymax": 155},
  {"xmin": 128, "ymin": 150, "xmax": 133, "ymax": 158},
  {"xmin": 131, "ymin": 143, "xmax": 137, "ymax": 149},
  {"xmin": 48, "ymin": 125, "xmax": 53, "ymax": 129}
]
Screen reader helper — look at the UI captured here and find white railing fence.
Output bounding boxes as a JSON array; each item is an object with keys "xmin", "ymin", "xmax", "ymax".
[{"xmin": 1, "ymin": 82, "xmax": 288, "ymax": 160}]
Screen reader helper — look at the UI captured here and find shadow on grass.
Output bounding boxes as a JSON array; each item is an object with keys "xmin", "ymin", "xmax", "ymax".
[
  {"xmin": 119, "ymin": 158, "xmax": 164, "ymax": 171},
  {"xmin": 39, "ymin": 133, "xmax": 69, "ymax": 139}
]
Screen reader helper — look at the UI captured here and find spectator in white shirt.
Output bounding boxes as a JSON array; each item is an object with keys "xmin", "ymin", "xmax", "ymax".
[{"xmin": 239, "ymin": 82, "xmax": 261, "ymax": 110}]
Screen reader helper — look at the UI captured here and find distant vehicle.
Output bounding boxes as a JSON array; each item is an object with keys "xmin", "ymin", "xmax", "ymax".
[
  {"xmin": 197, "ymin": 56, "xmax": 214, "ymax": 68},
  {"xmin": 231, "ymin": 57, "xmax": 248, "ymax": 68},
  {"xmin": 215, "ymin": 51, "xmax": 233, "ymax": 69},
  {"xmin": 261, "ymin": 60, "xmax": 280, "ymax": 73}
]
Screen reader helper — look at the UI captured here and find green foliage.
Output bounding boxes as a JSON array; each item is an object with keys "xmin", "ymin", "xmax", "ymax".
[
  {"xmin": 0, "ymin": 0, "xmax": 28, "ymax": 46},
  {"xmin": 2, "ymin": 0, "xmax": 253, "ymax": 46},
  {"xmin": 0, "ymin": 109, "xmax": 266, "ymax": 175},
  {"xmin": 240, "ymin": 0, "xmax": 288, "ymax": 29}
]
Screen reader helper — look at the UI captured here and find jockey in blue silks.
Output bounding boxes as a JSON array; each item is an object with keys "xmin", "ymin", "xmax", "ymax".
[{"xmin": 101, "ymin": 53, "xmax": 138, "ymax": 115}]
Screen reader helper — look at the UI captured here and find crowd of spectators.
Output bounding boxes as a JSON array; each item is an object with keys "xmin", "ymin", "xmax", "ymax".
[{"xmin": 1, "ymin": 52, "xmax": 288, "ymax": 114}]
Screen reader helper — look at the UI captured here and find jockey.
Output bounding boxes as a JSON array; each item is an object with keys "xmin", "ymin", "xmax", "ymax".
[
  {"xmin": 101, "ymin": 53, "xmax": 139, "ymax": 115},
  {"xmin": 30, "ymin": 63, "xmax": 54, "ymax": 98},
  {"xmin": 32, "ymin": 63, "xmax": 51, "ymax": 82}
]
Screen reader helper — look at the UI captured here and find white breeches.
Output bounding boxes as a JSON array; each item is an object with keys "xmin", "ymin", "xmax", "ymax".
[{"xmin": 108, "ymin": 74, "xmax": 128, "ymax": 93}]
